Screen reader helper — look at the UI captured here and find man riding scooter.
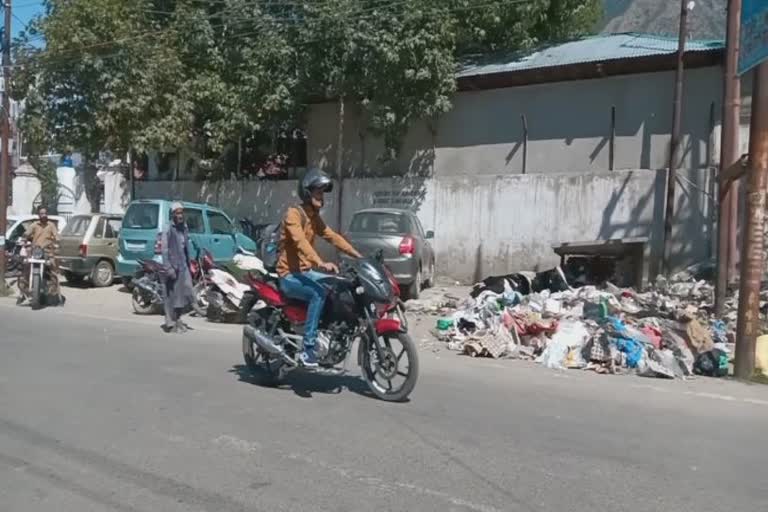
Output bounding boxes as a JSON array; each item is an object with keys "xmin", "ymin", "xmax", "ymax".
[
  {"xmin": 276, "ymin": 169, "xmax": 362, "ymax": 368},
  {"xmin": 17, "ymin": 206, "xmax": 64, "ymax": 306}
]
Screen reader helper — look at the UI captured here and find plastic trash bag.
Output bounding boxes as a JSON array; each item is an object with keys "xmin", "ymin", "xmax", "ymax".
[
  {"xmin": 693, "ymin": 349, "xmax": 729, "ymax": 377},
  {"xmin": 613, "ymin": 337, "xmax": 645, "ymax": 368},
  {"xmin": 536, "ymin": 320, "xmax": 591, "ymax": 370}
]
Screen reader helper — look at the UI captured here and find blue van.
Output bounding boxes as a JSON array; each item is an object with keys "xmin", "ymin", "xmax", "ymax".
[{"xmin": 117, "ymin": 199, "xmax": 257, "ymax": 281}]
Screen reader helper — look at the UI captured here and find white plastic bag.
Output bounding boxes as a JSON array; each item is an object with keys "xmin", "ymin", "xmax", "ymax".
[{"xmin": 536, "ymin": 320, "xmax": 591, "ymax": 370}]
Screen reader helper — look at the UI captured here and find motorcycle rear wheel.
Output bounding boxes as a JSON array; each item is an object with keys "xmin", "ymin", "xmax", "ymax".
[
  {"xmin": 361, "ymin": 332, "xmax": 419, "ymax": 402},
  {"xmin": 242, "ymin": 333, "xmax": 282, "ymax": 387}
]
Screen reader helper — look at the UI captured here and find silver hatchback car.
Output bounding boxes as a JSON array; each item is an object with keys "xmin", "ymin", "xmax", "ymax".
[{"xmin": 343, "ymin": 208, "xmax": 436, "ymax": 300}]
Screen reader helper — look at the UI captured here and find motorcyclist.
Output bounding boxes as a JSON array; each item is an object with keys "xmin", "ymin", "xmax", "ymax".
[
  {"xmin": 17, "ymin": 205, "xmax": 63, "ymax": 306},
  {"xmin": 276, "ymin": 168, "xmax": 362, "ymax": 368}
]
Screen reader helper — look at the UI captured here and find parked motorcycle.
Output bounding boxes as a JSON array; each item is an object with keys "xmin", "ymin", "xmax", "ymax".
[
  {"xmin": 131, "ymin": 244, "xmax": 212, "ymax": 316},
  {"xmin": 3, "ymin": 241, "xmax": 24, "ymax": 278},
  {"xmin": 241, "ymin": 254, "xmax": 419, "ymax": 402}
]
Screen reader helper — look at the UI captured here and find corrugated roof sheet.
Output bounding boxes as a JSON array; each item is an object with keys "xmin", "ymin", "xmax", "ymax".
[{"xmin": 457, "ymin": 32, "xmax": 724, "ymax": 78}]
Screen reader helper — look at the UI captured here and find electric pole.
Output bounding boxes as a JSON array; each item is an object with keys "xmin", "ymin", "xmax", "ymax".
[
  {"xmin": 716, "ymin": 0, "xmax": 742, "ymax": 316},
  {"xmin": 662, "ymin": 0, "xmax": 694, "ymax": 275},
  {"xmin": 735, "ymin": 62, "xmax": 768, "ymax": 379},
  {"xmin": 0, "ymin": 0, "xmax": 11, "ymax": 296}
]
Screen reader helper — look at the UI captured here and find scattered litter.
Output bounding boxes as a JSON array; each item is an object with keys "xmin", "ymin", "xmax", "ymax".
[{"xmin": 419, "ymin": 260, "xmax": 750, "ymax": 379}]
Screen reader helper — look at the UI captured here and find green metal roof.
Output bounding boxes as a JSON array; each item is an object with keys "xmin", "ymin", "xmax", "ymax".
[{"xmin": 457, "ymin": 32, "xmax": 725, "ymax": 78}]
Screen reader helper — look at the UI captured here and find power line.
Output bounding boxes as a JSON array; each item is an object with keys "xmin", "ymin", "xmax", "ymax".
[{"xmin": 11, "ymin": 0, "xmax": 540, "ymax": 68}]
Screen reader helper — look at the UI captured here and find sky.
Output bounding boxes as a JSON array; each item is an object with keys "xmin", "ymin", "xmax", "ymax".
[{"xmin": 11, "ymin": 0, "xmax": 45, "ymax": 39}]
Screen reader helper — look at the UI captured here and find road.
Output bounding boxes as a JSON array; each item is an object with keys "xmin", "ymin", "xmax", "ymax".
[{"xmin": 1, "ymin": 287, "xmax": 768, "ymax": 512}]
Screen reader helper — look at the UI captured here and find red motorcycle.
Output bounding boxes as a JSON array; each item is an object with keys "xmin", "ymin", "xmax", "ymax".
[{"xmin": 242, "ymin": 254, "xmax": 418, "ymax": 402}]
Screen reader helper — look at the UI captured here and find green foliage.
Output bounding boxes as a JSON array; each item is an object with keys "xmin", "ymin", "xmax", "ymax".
[
  {"xmin": 29, "ymin": 156, "xmax": 59, "ymax": 214},
  {"xmin": 12, "ymin": 0, "xmax": 602, "ymax": 169}
]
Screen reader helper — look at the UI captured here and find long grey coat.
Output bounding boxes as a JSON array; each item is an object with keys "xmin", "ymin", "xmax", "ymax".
[{"xmin": 161, "ymin": 222, "xmax": 194, "ymax": 310}]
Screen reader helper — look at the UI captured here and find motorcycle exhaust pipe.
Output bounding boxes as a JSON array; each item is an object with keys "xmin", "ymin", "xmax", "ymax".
[{"xmin": 244, "ymin": 325, "xmax": 285, "ymax": 356}]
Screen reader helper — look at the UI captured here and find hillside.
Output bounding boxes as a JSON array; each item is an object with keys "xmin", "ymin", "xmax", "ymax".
[{"xmin": 600, "ymin": 0, "xmax": 726, "ymax": 40}]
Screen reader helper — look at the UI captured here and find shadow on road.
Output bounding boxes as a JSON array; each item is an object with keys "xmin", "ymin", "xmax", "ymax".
[
  {"xmin": 61, "ymin": 280, "xmax": 89, "ymax": 290},
  {"xmin": 229, "ymin": 364, "xmax": 381, "ymax": 401}
]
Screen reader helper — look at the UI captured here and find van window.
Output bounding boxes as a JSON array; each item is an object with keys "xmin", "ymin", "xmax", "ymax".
[
  {"xmin": 62, "ymin": 216, "xmax": 92, "ymax": 237},
  {"xmin": 184, "ymin": 209, "xmax": 205, "ymax": 234},
  {"xmin": 124, "ymin": 203, "xmax": 159, "ymax": 229},
  {"xmin": 208, "ymin": 211, "xmax": 234, "ymax": 235}
]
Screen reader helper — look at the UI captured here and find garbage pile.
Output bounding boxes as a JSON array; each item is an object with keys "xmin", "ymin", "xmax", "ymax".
[{"xmin": 431, "ymin": 267, "xmax": 738, "ymax": 379}]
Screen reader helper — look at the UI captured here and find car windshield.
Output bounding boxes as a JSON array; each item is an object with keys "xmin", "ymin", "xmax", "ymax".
[
  {"xmin": 123, "ymin": 203, "xmax": 159, "ymax": 229},
  {"xmin": 61, "ymin": 216, "xmax": 91, "ymax": 236},
  {"xmin": 349, "ymin": 212, "xmax": 409, "ymax": 235}
]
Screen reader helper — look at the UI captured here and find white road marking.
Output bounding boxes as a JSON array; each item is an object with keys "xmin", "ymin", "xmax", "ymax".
[
  {"xmin": 685, "ymin": 391, "xmax": 737, "ymax": 401},
  {"xmin": 628, "ymin": 383, "xmax": 768, "ymax": 408},
  {"xmin": 212, "ymin": 435, "xmax": 262, "ymax": 454}
]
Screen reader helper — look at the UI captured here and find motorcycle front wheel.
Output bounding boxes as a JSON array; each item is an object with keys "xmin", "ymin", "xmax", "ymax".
[
  {"xmin": 30, "ymin": 271, "xmax": 42, "ymax": 310},
  {"xmin": 361, "ymin": 332, "xmax": 419, "ymax": 402}
]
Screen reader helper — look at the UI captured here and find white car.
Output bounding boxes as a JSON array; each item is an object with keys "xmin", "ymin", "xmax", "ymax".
[{"xmin": 5, "ymin": 214, "xmax": 68, "ymax": 246}]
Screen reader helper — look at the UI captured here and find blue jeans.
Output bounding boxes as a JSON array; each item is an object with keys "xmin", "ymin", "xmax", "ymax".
[{"xmin": 279, "ymin": 271, "xmax": 328, "ymax": 349}]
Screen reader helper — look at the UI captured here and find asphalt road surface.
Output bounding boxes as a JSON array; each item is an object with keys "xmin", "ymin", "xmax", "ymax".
[{"xmin": 1, "ymin": 299, "xmax": 768, "ymax": 512}]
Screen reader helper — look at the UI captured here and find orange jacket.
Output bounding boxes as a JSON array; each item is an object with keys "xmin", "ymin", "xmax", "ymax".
[{"xmin": 276, "ymin": 205, "xmax": 357, "ymax": 277}]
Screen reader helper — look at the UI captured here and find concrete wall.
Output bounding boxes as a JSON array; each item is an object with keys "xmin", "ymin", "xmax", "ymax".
[
  {"xmin": 128, "ymin": 68, "xmax": 736, "ymax": 282},
  {"xmin": 134, "ymin": 166, "xmax": 714, "ymax": 283},
  {"xmin": 307, "ymin": 67, "xmax": 727, "ymax": 178},
  {"xmin": 339, "ymin": 169, "xmax": 713, "ymax": 281}
]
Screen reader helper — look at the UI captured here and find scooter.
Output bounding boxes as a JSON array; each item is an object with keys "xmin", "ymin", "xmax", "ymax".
[{"xmin": 205, "ymin": 251, "xmax": 271, "ymax": 323}]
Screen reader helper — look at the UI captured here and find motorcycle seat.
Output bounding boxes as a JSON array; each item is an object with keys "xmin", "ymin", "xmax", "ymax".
[{"xmin": 138, "ymin": 260, "xmax": 163, "ymax": 272}]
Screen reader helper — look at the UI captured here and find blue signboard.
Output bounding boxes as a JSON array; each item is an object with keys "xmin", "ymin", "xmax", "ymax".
[{"xmin": 739, "ymin": 0, "xmax": 768, "ymax": 74}]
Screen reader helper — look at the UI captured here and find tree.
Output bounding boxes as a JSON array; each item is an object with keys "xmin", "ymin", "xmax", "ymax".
[
  {"xmin": 291, "ymin": 0, "xmax": 601, "ymax": 160},
  {"xmin": 12, "ymin": 0, "xmax": 301, "ymax": 179},
  {"xmin": 448, "ymin": 0, "xmax": 602, "ymax": 55},
  {"xmin": 11, "ymin": 0, "xmax": 602, "ymax": 182}
]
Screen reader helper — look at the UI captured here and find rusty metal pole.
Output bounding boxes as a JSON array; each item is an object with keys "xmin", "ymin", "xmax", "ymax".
[
  {"xmin": 662, "ymin": 0, "xmax": 691, "ymax": 275},
  {"xmin": 716, "ymin": 0, "xmax": 742, "ymax": 316},
  {"xmin": 521, "ymin": 114, "xmax": 528, "ymax": 174},
  {"xmin": 734, "ymin": 62, "xmax": 768, "ymax": 380},
  {"xmin": 0, "ymin": 0, "xmax": 11, "ymax": 295},
  {"xmin": 609, "ymin": 106, "xmax": 616, "ymax": 171}
]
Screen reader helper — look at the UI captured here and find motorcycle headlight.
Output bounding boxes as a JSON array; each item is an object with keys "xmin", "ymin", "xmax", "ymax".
[{"xmin": 355, "ymin": 286, "xmax": 365, "ymax": 295}]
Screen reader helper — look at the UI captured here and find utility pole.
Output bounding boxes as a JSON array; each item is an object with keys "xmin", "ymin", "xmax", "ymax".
[
  {"xmin": 716, "ymin": 0, "xmax": 743, "ymax": 316},
  {"xmin": 735, "ymin": 62, "xmax": 768, "ymax": 379},
  {"xmin": 662, "ymin": 0, "xmax": 694, "ymax": 275},
  {"xmin": 0, "ymin": 0, "xmax": 11, "ymax": 296}
]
